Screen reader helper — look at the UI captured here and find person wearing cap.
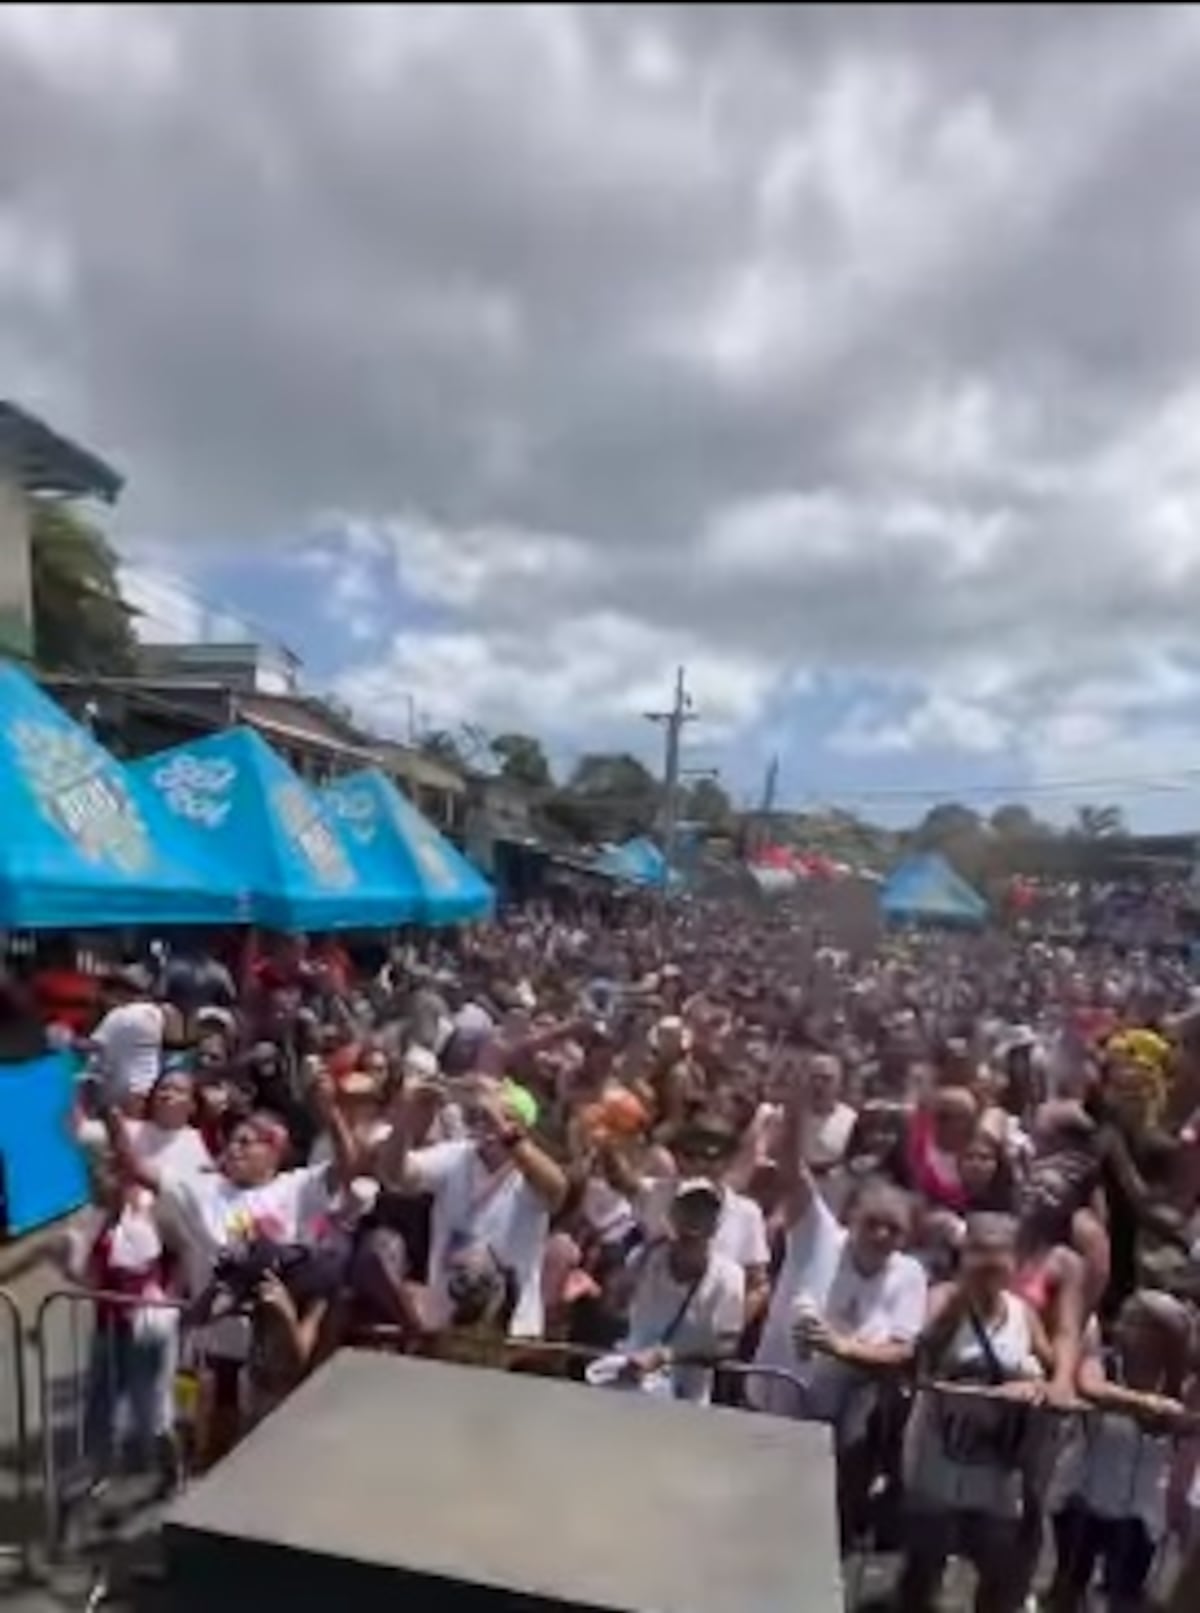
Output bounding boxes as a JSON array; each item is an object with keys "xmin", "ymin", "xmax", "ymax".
[
  {"xmin": 617, "ymin": 1177, "xmax": 744, "ymax": 1404},
  {"xmin": 635, "ymin": 1116, "xmax": 771, "ymax": 1328},
  {"xmin": 644, "ymin": 1013, "xmax": 702, "ymax": 1132},
  {"xmin": 375, "ymin": 1074, "xmax": 567, "ymax": 1338}
]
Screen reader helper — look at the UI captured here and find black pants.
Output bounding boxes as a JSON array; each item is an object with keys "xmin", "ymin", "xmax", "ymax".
[{"xmin": 1052, "ymin": 1505, "xmax": 1156, "ymax": 1600}]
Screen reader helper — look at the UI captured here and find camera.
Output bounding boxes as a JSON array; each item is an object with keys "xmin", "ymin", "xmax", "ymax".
[{"xmin": 208, "ymin": 1240, "xmax": 309, "ymax": 1313}]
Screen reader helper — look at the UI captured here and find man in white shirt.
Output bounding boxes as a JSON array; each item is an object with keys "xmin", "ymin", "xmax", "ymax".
[
  {"xmin": 621, "ymin": 1179, "xmax": 745, "ymax": 1404},
  {"xmin": 636, "ymin": 1117, "xmax": 771, "ymax": 1329},
  {"xmin": 752, "ymin": 1067, "xmax": 926, "ymax": 1424},
  {"xmin": 89, "ymin": 968, "xmax": 181, "ymax": 1108},
  {"xmin": 377, "ymin": 1076, "xmax": 567, "ymax": 1338}
]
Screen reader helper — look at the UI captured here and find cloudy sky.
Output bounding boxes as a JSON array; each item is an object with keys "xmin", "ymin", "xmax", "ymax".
[{"xmin": 6, "ymin": 4, "xmax": 1200, "ymax": 826}]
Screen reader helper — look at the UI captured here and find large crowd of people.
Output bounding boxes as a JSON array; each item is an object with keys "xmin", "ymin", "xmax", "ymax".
[{"xmin": 39, "ymin": 900, "xmax": 1200, "ymax": 1609}]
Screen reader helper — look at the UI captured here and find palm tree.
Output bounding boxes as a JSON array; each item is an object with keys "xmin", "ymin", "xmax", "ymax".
[
  {"xmin": 30, "ymin": 502, "xmax": 138, "ymax": 673},
  {"xmin": 1074, "ymin": 803, "xmax": 1127, "ymax": 839}
]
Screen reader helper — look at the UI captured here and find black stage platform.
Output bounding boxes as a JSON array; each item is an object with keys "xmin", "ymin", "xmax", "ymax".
[{"xmin": 160, "ymin": 1350, "xmax": 841, "ymax": 1612}]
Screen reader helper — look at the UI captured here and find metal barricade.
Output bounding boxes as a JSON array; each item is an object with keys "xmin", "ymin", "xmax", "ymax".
[
  {"xmin": 0, "ymin": 1286, "xmax": 31, "ymax": 1581},
  {"xmin": 841, "ymin": 1381, "xmax": 1198, "ymax": 1611},
  {"xmin": 34, "ymin": 1285, "xmax": 195, "ymax": 1597}
]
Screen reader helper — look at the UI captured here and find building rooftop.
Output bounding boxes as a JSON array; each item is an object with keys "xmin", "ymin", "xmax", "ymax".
[{"xmin": 0, "ymin": 401, "xmax": 123, "ymax": 502}]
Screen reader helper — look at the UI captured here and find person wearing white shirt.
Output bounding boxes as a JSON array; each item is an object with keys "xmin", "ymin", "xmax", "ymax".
[
  {"xmin": 751, "ymin": 1064, "xmax": 926, "ymax": 1428},
  {"xmin": 618, "ymin": 1179, "xmax": 745, "ymax": 1404},
  {"xmin": 637, "ymin": 1118, "xmax": 771, "ymax": 1329},
  {"xmin": 803, "ymin": 1053, "xmax": 858, "ymax": 1174},
  {"xmin": 90, "ymin": 971, "xmax": 177, "ymax": 1106},
  {"xmin": 751, "ymin": 1065, "xmax": 925, "ymax": 1547},
  {"xmin": 376, "ymin": 1076, "xmax": 567, "ymax": 1338},
  {"xmin": 76, "ymin": 1064, "xmax": 213, "ymax": 1182},
  {"xmin": 100, "ymin": 1070, "xmax": 355, "ymax": 1298}
]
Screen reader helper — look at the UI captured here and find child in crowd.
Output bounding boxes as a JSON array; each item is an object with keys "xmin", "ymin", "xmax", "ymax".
[{"xmin": 1048, "ymin": 1290, "xmax": 1195, "ymax": 1611}]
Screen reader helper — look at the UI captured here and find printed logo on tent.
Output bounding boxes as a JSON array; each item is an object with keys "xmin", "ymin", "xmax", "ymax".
[
  {"xmin": 151, "ymin": 753, "xmax": 236, "ymax": 829},
  {"xmin": 326, "ymin": 787, "xmax": 378, "ymax": 847},
  {"xmin": 12, "ymin": 721, "xmax": 152, "ymax": 873},
  {"xmin": 272, "ymin": 782, "xmax": 356, "ymax": 889},
  {"xmin": 389, "ymin": 792, "xmax": 456, "ymax": 889}
]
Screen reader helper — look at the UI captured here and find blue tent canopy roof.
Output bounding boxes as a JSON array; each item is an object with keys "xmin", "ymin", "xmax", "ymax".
[
  {"xmin": 595, "ymin": 836, "xmax": 671, "ymax": 889},
  {"xmin": 0, "ymin": 661, "xmax": 245, "ymax": 929},
  {"xmin": 132, "ymin": 728, "xmax": 417, "ymax": 933},
  {"xmin": 879, "ymin": 852, "xmax": 988, "ymax": 927},
  {"xmin": 324, "ymin": 769, "xmax": 493, "ymax": 925}
]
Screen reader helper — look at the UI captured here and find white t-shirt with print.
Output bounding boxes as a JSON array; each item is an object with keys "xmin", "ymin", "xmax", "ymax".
[
  {"xmin": 158, "ymin": 1163, "xmax": 332, "ymax": 1295},
  {"xmin": 409, "ymin": 1140, "xmax": 551, "ymax": 1338},
  {"xmin": 624, "ymin": 1245, "xmax": 745, "ymax": 1403},
  {"xmin": 751, "ymin": 1193, "xmax": 927, "ymax": 1417},
  {"xmin": 92, "ymin": 1002, "xmax": 165, "ymax": 1099}
]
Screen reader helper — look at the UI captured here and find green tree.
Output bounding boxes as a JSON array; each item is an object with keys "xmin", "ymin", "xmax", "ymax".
[
  {"xmin": 681, "ymin": 775, "xmax": 734, "ymax": 831},
  {"xmin": 990, "ymin": 803, "xmax": 1039, "ymax": 838},
  {"xmin": 913, "ymin": 802, "xmax": 983, "ymax": 850},
  {"xmin": 1074, "ymin": 803, "xmax": 1127, "ymax": 839},
  {"xmin": 30, "ymin": 502, "xmax": 137, "ymax": 674},
  {"xmin": 565, "ymin": 752, "xmax": 661, "ymax": 839},
  {"xmin": 491, "ymin": 732, "xmax": 553, "ymax": 790},
  {"xmin": 910, "ymin": 801, "xmax": 989, "ymax": 881},
  {"xmin": 418, "ymin": 728, "xmax": 467, "ymax": 769}
]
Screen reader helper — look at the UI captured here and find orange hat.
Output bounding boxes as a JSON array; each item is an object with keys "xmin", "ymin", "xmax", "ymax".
[{"xmin": 600, "ymin": 1087, "xmax": 649, "ymax": 1137}]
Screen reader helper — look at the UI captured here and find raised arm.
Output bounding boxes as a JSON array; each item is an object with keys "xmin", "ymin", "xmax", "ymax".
[
  {"xmin": 1045, "ymin": 1245, "xmax": 1085, "ymax": 1402},
  {"xmin": 499, "ymin": 1112, "xmax": 568, "ymax": 1214},
  {"xmin": 777, "ymin": 1058, "xmax": 816, "ymax": 1228},
  {"xmin": 311, "ymin": 1069, "xmax": 360, "ymax": 1190},
  {"xmin": 99, "ymin": 1097, "xmax": 161, "ymax": 1195},
  {"xmin": 372, "ymin": 1083, "xmax": 421, "ymax": 1194}
]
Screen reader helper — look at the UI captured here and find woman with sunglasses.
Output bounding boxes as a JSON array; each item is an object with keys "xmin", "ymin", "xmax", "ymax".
[{"xmin": 99, "ymin": 1064, "xmax": 357, "ymax": 1300}]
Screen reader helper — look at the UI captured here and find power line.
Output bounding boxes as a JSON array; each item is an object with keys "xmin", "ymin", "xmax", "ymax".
[{"xmin": 791, "ymin": 771, "xmax": 1200, "ymax": 805}]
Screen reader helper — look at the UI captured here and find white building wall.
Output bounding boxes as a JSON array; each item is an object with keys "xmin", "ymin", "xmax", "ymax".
[{"xmin": 0, "ymin": 475, "xmax": 32, "ymax": 656}]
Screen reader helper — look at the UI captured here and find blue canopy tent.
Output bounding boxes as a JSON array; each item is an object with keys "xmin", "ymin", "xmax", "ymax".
[
  {"xmin": 0, "ymin": 661, "xmax": 246, "ymax": 929},
  {"xmin": 132, "ymin": 728, "xmax": 419, "ymax": 932},
  {"xmin": 879, "ymin": 852, "xmax": 988, "ymax": 928},
  {"xmin": 594, "ymin": 836, "xmax": 672, "ymax": 889},
  {"xmin": 324, "ymin": 769, "xmax": 493, "ymax": 925}
]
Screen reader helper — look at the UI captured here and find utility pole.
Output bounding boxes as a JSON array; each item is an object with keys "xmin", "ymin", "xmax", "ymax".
[{"xmin": 644, "ymin": 666, "xmax": 698, "ymax": 891}]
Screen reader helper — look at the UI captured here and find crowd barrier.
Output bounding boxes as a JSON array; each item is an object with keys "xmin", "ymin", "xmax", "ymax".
[
  {"xmin": 0, "ymin": 1286, "xmax": 30, "ymax": 1580},
  {"xmin": 13, "ymin": 1288, "xmax": 1200, "ymax": 1608}
]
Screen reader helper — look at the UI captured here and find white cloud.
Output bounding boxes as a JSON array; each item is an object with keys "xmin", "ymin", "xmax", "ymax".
[
  {"xmin": 335, "ymin": 607, "xmax": 774, "ymax": 749},
  {"xmin": 9, "ymin": 6, "xmax": 1200, "ymax": 819},
  {"xmin": 831, "ymin": 692, "xmax": 1012, "ymax": 759},
  {"xmin": 119, "ymin": 560, "xmax": 261, "ymax": 648}
]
